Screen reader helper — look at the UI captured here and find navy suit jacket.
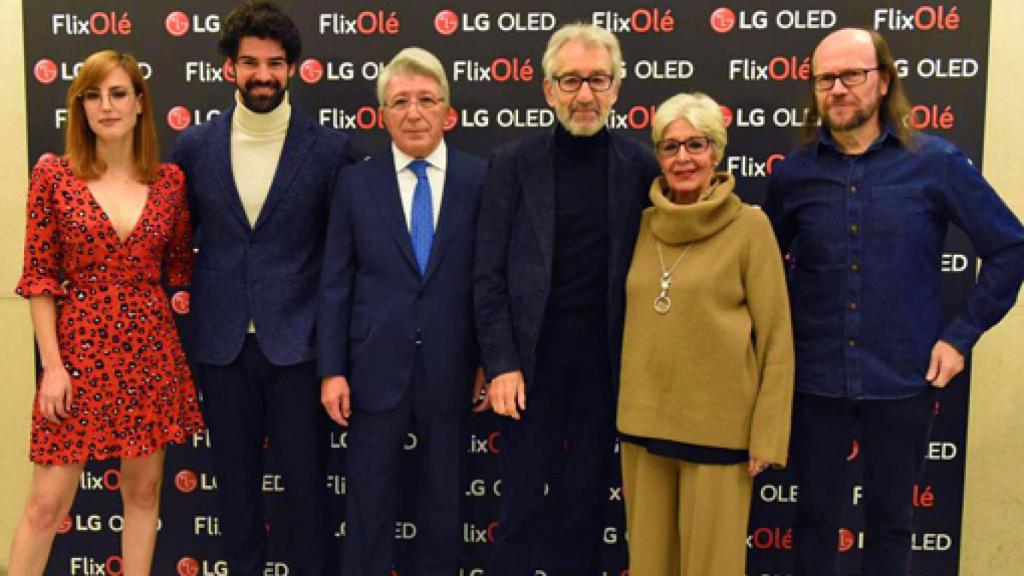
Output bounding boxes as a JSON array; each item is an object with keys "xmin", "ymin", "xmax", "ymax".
[
  {"xmin": 473, "ymin": 129, "xmax": 660, "ymax": 389},
  {"xmin": 318, "ymin": 145, "xmax": 487, "ymax": 413},
  {"xmin": 171, "ymin": 105, "xmax": 356, "ymax": 366}
]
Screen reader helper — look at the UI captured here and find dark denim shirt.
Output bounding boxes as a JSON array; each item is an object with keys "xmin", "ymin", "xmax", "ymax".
[{"xmin": 765, "ymin": 126, "xmax": 1024, "ymax": 399}]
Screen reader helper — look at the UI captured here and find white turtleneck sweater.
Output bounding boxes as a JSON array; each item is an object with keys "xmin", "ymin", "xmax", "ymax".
[
  {"xmin": 231, "ymin": 91, "xmax": 291, "ymax": 333},
  {"xmin": 230, "ymin": 90, "xmax": 291, "ymax": 227}
]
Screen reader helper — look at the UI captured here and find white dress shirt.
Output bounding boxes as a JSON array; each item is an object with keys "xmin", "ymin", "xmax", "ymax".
[{"xmin": 392, "ymin": 140, "xmax": 447, "ymax": 230}]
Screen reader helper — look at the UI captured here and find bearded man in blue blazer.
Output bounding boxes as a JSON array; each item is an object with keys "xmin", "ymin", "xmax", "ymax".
[
  {"xmin": 170, "ymin": 2, "xmax": 355, "ymax": 574},
  {"xmin": 318, "ymin": 47, "xmax": 487, "ymax": 576}
]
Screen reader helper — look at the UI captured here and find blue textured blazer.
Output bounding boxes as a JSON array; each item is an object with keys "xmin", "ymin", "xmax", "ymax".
[
  {"xmin": 171, "ymin": 105, "xmax": 356, "ymax": 366},
  {"xmin": 473, "ymin": 130, "xmax": 660, "ymax": 390},
  {"xmin": 317, "ymin": 146, "xmax": 487, "ymax": 413}
]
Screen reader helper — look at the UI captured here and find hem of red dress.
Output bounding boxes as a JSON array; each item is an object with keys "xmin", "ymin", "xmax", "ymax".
[{"xmin": 29, "ymin": 423, "xmax": 205, "ymax": 466}]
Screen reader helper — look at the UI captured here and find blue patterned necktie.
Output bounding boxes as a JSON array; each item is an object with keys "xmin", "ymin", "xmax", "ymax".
[{"xmin": 408, "ymin": 159, "xmax": 433, "ymax": 276}]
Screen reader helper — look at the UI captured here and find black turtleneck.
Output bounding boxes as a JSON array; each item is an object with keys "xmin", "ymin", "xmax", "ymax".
[{"xmin": 538, "ymin": 124, "xmax": 610, "ymax": 364}]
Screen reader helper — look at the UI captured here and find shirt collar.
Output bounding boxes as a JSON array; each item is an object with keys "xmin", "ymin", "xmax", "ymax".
[
  {"xmin": 813, "ymin": 122, "xmax": 900, "ymax": 156},
  {"xmin": 392, "ymin": 139, "xmax": 447, "ymax": 174}
]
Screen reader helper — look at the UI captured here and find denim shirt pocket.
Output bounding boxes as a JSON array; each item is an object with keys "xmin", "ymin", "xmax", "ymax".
[{"xmin": 869, "ymin": 185, "xmax": 932, "ymax": 236}]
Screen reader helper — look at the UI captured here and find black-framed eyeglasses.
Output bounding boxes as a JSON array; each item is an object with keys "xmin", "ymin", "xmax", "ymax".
[
  {"xmin": 79, "ymin": 87, "xmax": 136, "ymax": 105},
  {"xmin": 385, "ymin": 95, "xmax": 445, "ymax": 112},
  {"xmin": 655, "ymin": 137, "xmax": 712, "ymax": 158},
  {"xmin": 551, "ymin": 74, "xmax": 614, "ymax": 93},
  {"xmin": 812, "ymin": 67, "xmax": 880, "ymax": 92}
]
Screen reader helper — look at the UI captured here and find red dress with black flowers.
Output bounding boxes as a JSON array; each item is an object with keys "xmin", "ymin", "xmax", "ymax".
[{"xmin": 16, "ymin": 154, "xmax": 204, "ymax": 465}]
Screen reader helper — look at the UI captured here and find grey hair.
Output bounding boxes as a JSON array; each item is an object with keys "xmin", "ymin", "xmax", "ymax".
[
  {"xmin": 541, "ymin": 23, "xmax": 623, "ymax": 81},
  {"xmin": 651, "ymin": 92, "xmax": 728, "ymax": 163},
  {"xmin": 377, "ymin": 46, "xmax": 450, "ymax": 106}
]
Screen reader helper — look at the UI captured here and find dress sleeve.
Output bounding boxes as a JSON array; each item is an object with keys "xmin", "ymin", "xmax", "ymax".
[
  {"xmin": 15, "ymin": 154, "xmax": 67, "ymax": 298},
  {"xmin": 163, "ymin": 165, "xmax": 195, "ymax": 287}
]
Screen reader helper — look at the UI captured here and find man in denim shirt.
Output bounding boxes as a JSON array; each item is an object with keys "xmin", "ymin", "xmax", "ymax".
[{"xmin": 766, "ymin": 28, "xmax": 1024, "ymax": 576}]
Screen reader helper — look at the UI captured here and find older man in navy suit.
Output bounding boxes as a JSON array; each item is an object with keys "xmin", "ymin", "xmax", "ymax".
[
  {"xmin": 318, "ymin": 47, "xmax": 486, "ymax": 576},
  {"xmin": 474, "ymin": 23, "xmax": 660, "ymax": 575},
  {"xmin": 170, "ymin": 2, "xmax": 355, "ymax": 575}
]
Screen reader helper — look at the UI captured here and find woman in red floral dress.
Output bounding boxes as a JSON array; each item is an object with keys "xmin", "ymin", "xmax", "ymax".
[{"xmin": 8, "ymin": 50, "xmax": 203, "ymax": 575}]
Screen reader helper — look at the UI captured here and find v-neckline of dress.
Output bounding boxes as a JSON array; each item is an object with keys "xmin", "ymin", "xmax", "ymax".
[{"xmin": 83, "ymin": 181, "xmax": 152, "ymax": 245}]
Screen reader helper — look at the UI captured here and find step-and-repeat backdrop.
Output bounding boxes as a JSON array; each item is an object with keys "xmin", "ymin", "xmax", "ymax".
[{"xmin": 23, "ymin": 1, "xmax": 987, "ymax": 574}]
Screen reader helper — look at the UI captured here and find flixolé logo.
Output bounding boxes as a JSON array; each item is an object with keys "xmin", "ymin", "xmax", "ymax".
[
  {"xmin": 34, "ymin": 59, "xmax": 58, "ymax": 84},
  {"xmin": 434, "ymin": 10, "xmax": 459, "ymax": 35}
]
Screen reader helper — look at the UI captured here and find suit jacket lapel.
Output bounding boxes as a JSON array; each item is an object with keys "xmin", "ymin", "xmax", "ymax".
[
  {"xmin": 607, "ymin": 133, "xmax": 643, "ymax": 281},
  {"xmin": 370, "ymin": 149, "xmax": 419, "ymax": 274},
  {"xmin": 520, "ymin": 133, "xmax": 556, "ymax": 275},
  {"xmin": 254, "ymin": 110, "xmax": 316, "ymax": 231},
  {"xmin": 210, "ymin": 106, "xmax": 251, "ymax": 231},
  {"xmin": 422, "ymin": 147, "xmax": 468, "ymax": 283}
]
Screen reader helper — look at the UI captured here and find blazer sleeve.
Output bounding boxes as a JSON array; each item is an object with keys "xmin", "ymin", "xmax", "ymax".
[
  {"xmin": 317, "ymin": 167, "xmax": 357, "ymax": 377},
  {"xmin": 743, "ymin": 209, "xmax": 795, "ymax": 467},
  {"xmin": 473, "ymin": 147, "xmax": 523, "ymax": 380},
  {"xmin": 169, "ymin": 130, "xmax": 200, "ymax": 234}
]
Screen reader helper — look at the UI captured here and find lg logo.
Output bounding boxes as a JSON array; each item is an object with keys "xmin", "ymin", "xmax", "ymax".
[
  {"xmin": 165, "ymin": 11, "xmax": 189, "ymax": 36},
  {"xmin": 710, "ymin": 8, "xmax": 737, "ymax": 34},
  {"xmin": 34, "ymin": 59, "xmax": 58, "ymax": 85},
  {"xmin": 167, "ymin": 107, "xmax": 192, "ymax": 132},
  {"xmin": 165, "ymin": 11, "xmax": 221, "ymax": 36},
  {"xmin": 175, "ymin": 469, "xmax": 198, "ymax": 493},
  {"xmin": 300, "ymin": 59, "xmax": 325, "ymax": 85},
  {"xmin": 435, "ymin": 10, "xmax": 459, "ymax": 36}
]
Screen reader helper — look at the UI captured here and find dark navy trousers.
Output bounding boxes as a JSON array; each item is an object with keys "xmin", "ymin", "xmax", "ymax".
[
  {"xmin": 791, "ymin": 389, "xmax": 936, "ymax": 576},
  {"xmin": 196, "ymin": 334, "xmax": 330, "ymax": 576}
]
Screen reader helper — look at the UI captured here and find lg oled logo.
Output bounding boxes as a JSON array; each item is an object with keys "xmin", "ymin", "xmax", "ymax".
[
  {"xmin": 435, "ymin": 10, "xmax": 459, "ymax": 35},
  {"xmin": 171, "ymin": 291, "xmax": 190, "ymax": 315},
  {"xmin": 34, "ymin": 59, "xmax": 58, "ymax": 84},
  {"xmin": 34, "ymin": 60, "xmax": 153, "ymax": 84},
  {"xmin": 720, "ymin": 105, "xmax": 733, "ymax": 127},
  {"xmin": 300, "ymin": 59, "xmax": 325, "ymax": 84},
  {"xmin": 177, "ymin": 557, "xmax": 200, "ymax": 576},
  {"xmin": 433, "ymin": 10, "xmax": 556, "ymax": 34},
  {"xmin": 175, "ymin": 469, "xmax": 198, "ymax": 493},
  {"xmin": 710, "ymin": 7, "xmax": 836, "ymax": 32},
  {"xmin": 167, "ymin": 107, "xmax": 222, "ymax": 131},
  {"xmin": 165, "ymin": 11, "xmax": 221, "ymax": 36},
  {"xmin": 710, "ymin": 7, "xmax": 737, "ymax": 33}
]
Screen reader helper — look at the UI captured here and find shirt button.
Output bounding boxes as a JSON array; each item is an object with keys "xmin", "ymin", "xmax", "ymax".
[
  {"xmin": 849, "ymin": 224, "xmax": 860, "ymax": 234},
  {"xmin": 849, "ymin": 302, "xmax": 859, "ymax": 311},
  {"xmin": 848, "ymin": 339, "xmax": 858, "ymax": 347},
  {"xmin": 850, "ymin": 261, "xmax": 860, "ymax": 272},
  {"xmin": 849, "ymin": 185, "xmax": 858, "ymax": 194}
]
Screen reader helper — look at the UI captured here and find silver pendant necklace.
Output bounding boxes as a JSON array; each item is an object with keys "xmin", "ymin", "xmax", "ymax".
[{"xmin": 654, "ymin": 240, "xmax": 693, "ymax": 314}]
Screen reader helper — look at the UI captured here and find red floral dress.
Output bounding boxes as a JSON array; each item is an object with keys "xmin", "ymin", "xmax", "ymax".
[{"xmin": 16, "ymin": 154, "xmax": 204, "ymax": 465}]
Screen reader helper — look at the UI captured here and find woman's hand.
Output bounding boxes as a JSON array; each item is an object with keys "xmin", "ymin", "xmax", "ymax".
[
  {"xmin": 38, "ymin": 365, "xmax": 73, "ymax": 423},
  {"xmin": 747, "ymin": 456, "xmax": 769, "ymax": 477}
]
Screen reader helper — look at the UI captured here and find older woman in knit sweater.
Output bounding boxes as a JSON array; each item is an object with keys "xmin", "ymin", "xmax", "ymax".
[{"xmin": 617, "ymin": 92, "xmax": 794, "ymax": 575}]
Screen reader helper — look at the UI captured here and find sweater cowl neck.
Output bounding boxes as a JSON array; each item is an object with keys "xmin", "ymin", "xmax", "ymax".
[{"xmin": 650, "ymin": 172, "xmax": 742, "ymax": 245}]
